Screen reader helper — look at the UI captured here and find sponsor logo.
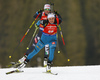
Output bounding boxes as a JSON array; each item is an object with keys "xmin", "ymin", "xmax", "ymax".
[
  {"xmin": 35, "ymin": 38, "xmax": 38, "ymax": 43},
  {"xmin": 45, "ymin": 5, "xmax": 50, "ymax": 7},
  {"xmin": 39, "ymin": 27, "xmax": 44, "ymax": 31},
  {"xmin": 47, "ymin": 26, "xmax": 56, "ymax": 28},
  {"xmin": 36, "ymin": 46, "xmax": 40, "ymax": 49},
  {"xmin": 48, "ymin": 30, "xmax": 54, "ymax": 33},
  {"xmin": 52, "ymin": 42, "xmax": 55, "ymax": 44},
  {"xmin": 42, "ymin": 17, "xmax": 47, "ymax": 20}
]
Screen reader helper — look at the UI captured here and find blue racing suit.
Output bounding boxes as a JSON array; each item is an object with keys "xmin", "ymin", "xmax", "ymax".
[{"xmin": 26, "ymin": 33, "xmax": 57, "ymax": 62}]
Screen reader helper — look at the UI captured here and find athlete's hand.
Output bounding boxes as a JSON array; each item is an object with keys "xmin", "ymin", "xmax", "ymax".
[
  {"xmin": 38, "ymin": 9, "xmax": 44, "ymax": 13},
  {"xmin": 54, "ymin": 10, "xmax": 59, "ymax": 15},
  {"xmin": 40, "ymin": 20, "xmax": 48, "ymax": 25}
]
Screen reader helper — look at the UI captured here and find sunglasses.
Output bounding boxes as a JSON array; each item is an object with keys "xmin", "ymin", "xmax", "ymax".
[{"xmin": 44, "ymin": 9, "xmax": 50, "ymax": 11}]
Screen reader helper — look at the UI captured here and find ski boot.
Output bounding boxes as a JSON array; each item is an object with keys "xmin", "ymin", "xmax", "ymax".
[
  {"xmin": 46, "ymin": 63, "xmax": 51, "ymax": 73},
  {"xmin": 15, "ymin": 55, "xmax": 27, "ymax": 67},
  {"xmin": 18, "ymin": 55, "xmax": 27, "ymax": 63},
  {"xmin": 43, "ymin": 58, "xmax": 47, "ymax": 67},
  {"xmin": 17, "ymin": 59, "xmax": 29, "ymax": 69}
]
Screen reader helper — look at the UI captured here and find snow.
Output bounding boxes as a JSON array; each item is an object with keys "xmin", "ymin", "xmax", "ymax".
[{"xmin": 0, "ymin": 65, "xmax": 100, "ymax": 80}]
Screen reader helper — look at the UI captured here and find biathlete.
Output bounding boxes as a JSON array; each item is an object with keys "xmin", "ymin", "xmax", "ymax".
[
  {"xmin": 18, "ymin": 13, "xmax": 62, "ymax": 72},
  {"xmin": 17, "ymin": 4, "xmax": 62, "ymax": 67},
  {"xmin": 18, "ymin": 4, "xmax": 51, "ymax": 67}
]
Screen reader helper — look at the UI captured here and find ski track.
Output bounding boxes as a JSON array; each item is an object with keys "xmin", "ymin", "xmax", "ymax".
[{"xmin": 0, "ymin": 65, "xmax": 100, "ymax": 80}]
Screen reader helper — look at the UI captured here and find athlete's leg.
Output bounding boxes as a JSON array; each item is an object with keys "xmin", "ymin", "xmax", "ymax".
[{"xmin": 46, "ymin": 41, "xmax": 57, "ymax": 72}]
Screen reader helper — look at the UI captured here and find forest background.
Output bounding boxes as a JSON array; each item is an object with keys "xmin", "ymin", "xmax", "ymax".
[{"xmin": 0, "ymin": 0, "xmax": 100, "ymax": 68}]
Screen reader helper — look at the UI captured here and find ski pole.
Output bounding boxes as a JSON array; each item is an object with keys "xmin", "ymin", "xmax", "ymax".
[
  {"xmin": 58, "ymin": 25, "xmax": 70, "ymax": 62},
  {"xmin": 19, "ymin": 14, "xmax": 40, "ymax": 43},
  {"xmin": 57, "ymin": 29, "xmax": 60, "ymax": 53},
  {"xmin": 58, "ymin": 25, "xmax": 65, "ymax": 45},
  {"xmin": 9, "ymin": 13, "xmax": 40, "ymax": 59},
  {"xmin": 57, "ymin": 25, "xmax": 70, "ymax": 61},
  {"xmin": 50, "ymin": 2, "xmax": 54, "ymax": 12},
  {"xmin": 27, "ymin": 26, "xmax": 39, "ymax": 50},
  {"xmin": 46, "ymin": 0, "xmax": 49, "ymax": 3}
]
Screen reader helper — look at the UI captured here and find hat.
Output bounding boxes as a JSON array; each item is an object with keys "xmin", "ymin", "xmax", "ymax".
[
  {"xmin": 47, "ymin": 13, "xmax": 55, "ymax": 19},
  {"xmin": 44, "ymin": 4, "xmax": 51, "ymax": 9}
]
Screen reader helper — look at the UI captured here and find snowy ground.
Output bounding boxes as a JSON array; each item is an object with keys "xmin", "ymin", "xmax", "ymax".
[{"xmin": 0, "ymin": 65, "xmax": 100, "ymax": 80}]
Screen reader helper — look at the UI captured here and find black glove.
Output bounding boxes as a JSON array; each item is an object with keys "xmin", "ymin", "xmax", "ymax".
[
  {"xmin": 54, "ymin": 10, "xmax": 59, "ymax": 15},
  {"xmin": 38, "ymin": 9, "xmax": 44, "ymax": 13},
  {"xmin": 40, "ymin": 20, "xmax": 48, "ymax": 25}
]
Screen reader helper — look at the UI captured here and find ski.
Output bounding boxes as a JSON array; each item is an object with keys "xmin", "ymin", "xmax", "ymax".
[
  {"xmin": 7, "ymin": 62, "xmax": 21, "ymax": 68},
  {"xmin": 6, "ymin": 69, "xmax": 24, "ymax": 75},
  {"xmin": 43, "ymin": 72, "xmax": 58, "ymax": 75}
]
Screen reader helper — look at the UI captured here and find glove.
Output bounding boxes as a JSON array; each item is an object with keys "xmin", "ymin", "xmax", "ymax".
[
  {"xmin": 38, "ymin": 9, "xmax": 44, "ymax": 13},
  {"xmin": 54, "ymin": 10, "xmax": 59, "ymax": 15},
  {"xmin": 40, "ymin": 20, "xmax": 48, "ymax": 25},
  {"xmin": 35, "ymin": 24, "xmax": 39, "ymax": 28}
]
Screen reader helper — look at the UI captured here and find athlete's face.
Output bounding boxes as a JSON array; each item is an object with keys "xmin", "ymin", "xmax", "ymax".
[
  {"xmin": 44, "ymin": 8, "xmax": 50, "ymax": 15},
  {"xmin": 48, "ymin": 17, "xmax": 55, "ymax": 24}
]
